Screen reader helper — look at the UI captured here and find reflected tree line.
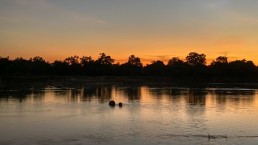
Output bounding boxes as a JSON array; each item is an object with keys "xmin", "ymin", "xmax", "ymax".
[
  {"xmin": 0, "ymin": 85, "xmax": 255, "ymax": 107},
  {"xmin": 1, "ymin": 52, "xmax": 257, "ymax": 79},
  {"xmin": 148, "ymin": 88, "xmax": 255, "ymax": 106}
]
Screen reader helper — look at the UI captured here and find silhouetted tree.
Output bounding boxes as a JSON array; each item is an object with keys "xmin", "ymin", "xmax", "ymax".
[
  {"xmin": 29, "ymin": 56, "xmax": 51, "ymax": 75},
  {"xmin": 0, "ymin": 56, "xmax": 11, "ymax": 75},
  {"xmin": 186, "ymin": 52, "xmax": 208, "ymax": 77},
  {"xmin": 31, "ymin": 56, "xmax": 45, "ymax": 62},
  {"xmin": 167, "ymin": 57, "xmax": 184, "ymax": 66},
  {"xmin": 64, "ymin": 55, "xmax": 81, "ymax": 75},
  {"xmin": 167, "ymin": 57, "xmax": 189, "ymax": 76},
  {"xmin": 94, "ymin": 53, "xmax": 115, "ymax": 75},
  {"xmin": 80, "ymin": 56, "xmax": 94, "ymax": 66},
  {"xmin": 52, "ymin": 60, "xmax": 69, "ymax": 75},
  {"xmin": 186, "ymin": 52, "xmax": 206, "ymax": 66},
  {"xmin": 9, "ymin": 57, "xmax": 31, "ymax": 75},
  {"xmin": 144, "ymin": 60, "xmax": 166, "ymax": 75},
  {"xmin": 228, "ymin": 59, "xmax": 256, "ymax": 77},
  {"xmin": 96, "ymin": 53, "xmax": 114, "ymax": 65},
  {"xmin": 1, "ymin": 52, "xmax": 258, "ymax": 80},
  {"xmin": 80, "ymin": 56, "xmax": 95, "ymax": 75},
  {"xmin": 64, "ymin": 55, "xmax": 80, "ymax": 65},
  {"xmin": 127, "ymin": 55, "xmax": 143, "ymax": 67},
  {"xmin": 118, "ymin": 55, "xmax": 143, "ymax": 76},
  {"xmin": 210, "ymin": 56, "xmax": 229, "ymax": 77},
  {"xmin": 212, "ymin": 56, "xmax": 228, "ymax": 64}
]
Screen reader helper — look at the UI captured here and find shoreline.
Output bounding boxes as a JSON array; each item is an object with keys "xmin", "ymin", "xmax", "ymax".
[{"xmin": 1, "ymin": 76, "xmax": 258, "ymax": 88}]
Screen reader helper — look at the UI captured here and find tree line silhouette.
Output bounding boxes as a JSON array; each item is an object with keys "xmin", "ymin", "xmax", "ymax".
[{"xmin": 0, "ymin": 52, "xmax": 257, "ymax": 79}]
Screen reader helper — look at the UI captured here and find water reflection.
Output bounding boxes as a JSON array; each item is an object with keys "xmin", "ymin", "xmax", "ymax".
[
  {"xmin": 1, "ymin": 85, "xmax": 256, "ymax": 108},
  {"xmin": 187, "ymin": 89, "xmax": 208, "ymax": 105},
  {"xmin": 212, "ymin": 89, "xmax": 255, "ymax": 104},
  {"xmin": 0, "ymin": 86, "xmax": 256, "ymax": 105},
  {"xmin": 1, "ymin": 84, "xmax": 258, "ymax": 145},
  {"xmin": 123, "ymin": 87, "xmax": 141, "ymax": 101}
]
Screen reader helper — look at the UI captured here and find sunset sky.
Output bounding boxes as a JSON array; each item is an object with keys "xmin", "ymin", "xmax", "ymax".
[{"xmin": 1, "ymin": 0, "xmax": 258, "ymax": 64}]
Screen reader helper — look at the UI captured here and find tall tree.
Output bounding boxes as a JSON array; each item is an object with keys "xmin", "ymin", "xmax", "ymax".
[
  {"xmin": 186, "ymin": 52, "xmax": 208, "ymax": 77},
  {"xmin": 62, "ymin": 55, "xmax": 81, "ymax": 75},
  {"xmin": 30, "ymin": 56, "xmax": 50, "ymax": 75},
  {"xmin": 80, "ymin": 56, "xmax": 93, "ymax": 66},
  {"xmin": 186, "ymin": 52, "xmax": 206, "ymax": 66},
  {"xmin": 167, "ymin": 57, "xmax": 184, "ymax": 66},
  {"xmin": 52, "ymin": 60, "xmax": 69, "ymax": 75},
  {"xmin": 80, "ymin": 56, "xmax": 95, "ymax": 75},
  {"xmin": 118, "ymin": 55, "xmax": 143, "ymax": 76},
  {"xmin": 96, "ymin": 53, "xmax": 114, "ymax": 65},
  {"xmin": 210, "ymin": 56, "xmax": 229, "ymax": 77},
  {"xmin": 31, "ymin": 56, "xmax": 46, "ymax": 63},
  {"xmin": 64, "ymin": 55, "xmax": 80, "ymax": 65},
  {"xmin": 228, "ymin": 59, "xmax": 256, "ymax": 77},
  {"xmin": 211, "ymin": 56, "xmax": 228, "ymax": 65},
  {"xmin": 0, "ymin": 56, "xmax": 10, "ymax": 75},
  {"xmin": 127, "ymin": 55, "xmax": 143, "ymax": 67},
  {"xmin": 144, "ymin": 60, "xmax": 165, "ymax": 75},
  {"xmin": 167, "ymin": 57, "xmax": 188, "ymax": 76},
  {"xmin": 95, "ymin": 53, "xmax": 115, "ymax": 75}
]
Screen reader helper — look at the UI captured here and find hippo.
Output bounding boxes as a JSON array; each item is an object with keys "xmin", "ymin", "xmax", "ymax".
[{"xmin": 109, "ymin": 100, "xmax": 115, "ymax": 107}]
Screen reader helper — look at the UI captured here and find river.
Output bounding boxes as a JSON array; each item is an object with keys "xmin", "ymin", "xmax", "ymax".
[{"xmin": 1, "ymin": 82, "xmax": 258, "ymax": 145}]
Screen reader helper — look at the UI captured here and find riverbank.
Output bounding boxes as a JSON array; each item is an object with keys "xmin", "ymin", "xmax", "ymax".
[{"xmin": 1, "ymin": 75, "xmax": 258, "ymax": 89}]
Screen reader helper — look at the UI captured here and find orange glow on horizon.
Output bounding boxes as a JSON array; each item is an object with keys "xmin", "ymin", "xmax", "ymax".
[{"xmin": 2, "ymin": 50, "xmax": 258, "ymax": 66}]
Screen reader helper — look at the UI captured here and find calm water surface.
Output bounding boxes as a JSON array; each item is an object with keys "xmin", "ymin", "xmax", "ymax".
[{"xmin": 1, "ymin": 83, "xmax": 258, "ymax": 145}]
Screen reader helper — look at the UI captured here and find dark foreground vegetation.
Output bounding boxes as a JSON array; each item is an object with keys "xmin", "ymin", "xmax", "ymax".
[{"xmin": 1, "ymin": 52, "xmax": 258, "ymax": 82}]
